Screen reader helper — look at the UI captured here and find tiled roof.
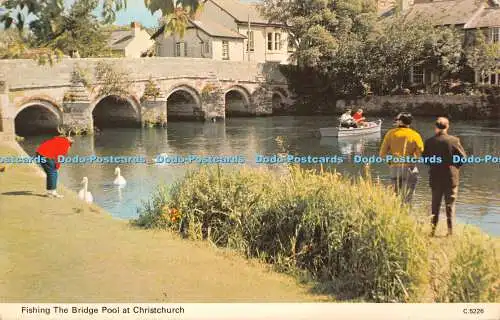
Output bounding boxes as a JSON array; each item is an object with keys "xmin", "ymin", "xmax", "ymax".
[
  {"xmin": 210, "ymin": 0, "xmax": 273, "ymax": 24},
  {"xmin": 108, "ymin": 30, "xmax": 134, "ymax": 50},
  {"xmin": 405, "ymin": 0, "xmax": 483, "ymax": 26},
  {"xmin": 466, "ymin": 7, "xmax": 500, "ymax": 28},
  {"xmin": 189, "ymin": 20, "xmax": 246, "ymax": 39}
]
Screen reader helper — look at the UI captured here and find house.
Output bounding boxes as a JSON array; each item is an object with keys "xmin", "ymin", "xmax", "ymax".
[
  {"xmin": 382, "ymin": 0, "xmax": 500, "ymax": 86},
  {"xmin": 153, "ymin": 0, "xmax": 293, "ymax": 64},
  {"xmin": 108, "ymin": 22, "xmax": 156, "ymax": 58},
  {"xmin": 465, "ymin": 3, "xmax": 500, "ymax": 85}
]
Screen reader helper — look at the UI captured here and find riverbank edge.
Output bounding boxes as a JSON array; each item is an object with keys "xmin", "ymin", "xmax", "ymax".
[
  {"xmin": 284, "ymin": 94, "xmax": 500, "ymax": 119},
  {"xmin": 0, "ymin": 140, "xmax": 326, "ymax": 302}
]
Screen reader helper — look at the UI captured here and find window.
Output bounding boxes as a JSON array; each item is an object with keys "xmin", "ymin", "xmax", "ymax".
[
  {"xmin": 412, "ymin": 65, "xmax": 424, "ymax": 84},
  {"xmin": 175, "ymin": 42, "xmax": 187, "ymax": 57},
  {"xmin": 267, "ymin": 33, "xmax": 273, "ymax": 50},
  {"xmin": 490, "ymin": 27, "xmax": 500, "ymax": 43},
  {"xmin": 246, "ymin": 31, "xmax": 254, "ymax": 52},
  {"xmin": 267, "ymin": 32, "xmax": 282, "ymax": 51},
  {"xmin": 222, "ymin": 41, "xmax": 229, "ymax": 60},
  {"xmin": 490, "ymin": 73, "xmax": 497, "ymax": 85},
  {"xmin": 274, "ymin": 33, "xmax": 281, "ymax": 51},
  {"xmin": 288, "ymin": 36, "xmax": 295, "ymax": 52},
  {"xmin": 479, "ymin": 71, "xmax": 500, "ymax": 85},
  {"xmin": 201, "ymin": 41, "xmax": 210, "ymax": 55}
]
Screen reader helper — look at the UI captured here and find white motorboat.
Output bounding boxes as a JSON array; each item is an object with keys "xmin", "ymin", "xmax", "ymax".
[{"xmin": 320, "ymin": 119, "xmax": 383, "ymax": 138}]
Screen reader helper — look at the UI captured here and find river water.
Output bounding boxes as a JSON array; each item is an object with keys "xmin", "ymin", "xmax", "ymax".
[{"xmin": 18, "ymin": 116, "xmax": 500, "ymax": 236}]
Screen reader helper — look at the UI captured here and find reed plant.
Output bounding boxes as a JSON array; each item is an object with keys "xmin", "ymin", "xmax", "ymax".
[{"xmin": 135, "ymin": 164, "xmax": 473, "ymax": 302}]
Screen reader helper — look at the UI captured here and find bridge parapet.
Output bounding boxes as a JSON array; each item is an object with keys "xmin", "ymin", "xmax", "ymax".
[{"xmin": 0, "ymin": 58, "xmax": 287, "ymax": 89}]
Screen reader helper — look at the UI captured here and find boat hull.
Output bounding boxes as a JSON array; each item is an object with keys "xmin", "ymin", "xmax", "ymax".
[{"xmin": 320, "ymin": 120, "xmax": 382, "ymax": 137}]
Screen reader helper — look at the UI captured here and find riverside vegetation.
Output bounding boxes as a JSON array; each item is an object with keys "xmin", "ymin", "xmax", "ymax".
[{"xmin": 133, "ymin": 164, "xmax": 499, "ymax": 303}]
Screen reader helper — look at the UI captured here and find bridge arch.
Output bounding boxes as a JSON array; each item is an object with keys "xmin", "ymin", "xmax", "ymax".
[
  {"xmin": 271, "ymin": 91, "xmax": 287, "ymax": 114},
  {"xmin": 90, "ymin": 94, "xmax": 141, "ymax": 129},
  {"xmin": 166, "ymin": 84, "xmax": 202, "ymax": 120},
  {"xmin": 224, "ymin": 85, "xmax": 252, "ymax": 117},
  {"xmin": 15, "ymin": 99, "xmax": 63, "ymax": 136}
]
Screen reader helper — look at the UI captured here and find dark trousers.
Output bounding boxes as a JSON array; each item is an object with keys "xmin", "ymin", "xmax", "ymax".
[
  {"xmin": 390, "ymin": 167, "xmax": 418, "ymax": 204},
  {"xmin": 431, "ymin": 184, "xmax": 458, "ymax": 232},
  {"xmin": 37, "ymin": 153, "xmax": 57, "ymax": 191}
]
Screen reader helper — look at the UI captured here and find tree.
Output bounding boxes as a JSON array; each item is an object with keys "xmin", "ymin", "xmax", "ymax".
[
  {"xmin": 0, "ymin": 0, "xmax": 125, "ymax": 63},
  {"xmin": 46, "ymin": 0, "xmax": 114, "ymax": 57},
  {"xmin": 465, "ymin": 29, "xmax": 500, "ymax": 85},
  {"xmin": 0, "ymin": 0, "xmax": 126, "ymax": 30},
  {"xmin": 422, "ymin": 27, "xmax": 463, "ymax": 94},
  {"xmin": 374, "ymin": 15, "xmax": 433, "ymax": 90},
  {"xmin": 259, "ymin": 0, "xmax": 378, "ymax": 68}
]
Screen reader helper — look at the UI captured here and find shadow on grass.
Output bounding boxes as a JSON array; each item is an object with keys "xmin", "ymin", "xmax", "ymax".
[
  {"xmin": 1, "ymin": 190, "xmax": 47, "ymax": 198},
  {"xmin": 292, "ymin": 271, "xmax": 365, "ymax": 302}
]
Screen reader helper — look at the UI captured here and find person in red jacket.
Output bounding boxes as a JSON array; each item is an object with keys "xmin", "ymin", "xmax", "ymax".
[
  {"xmin": 352, "ymin": 108, "xmax": 366, "ymax": 126},
  {"xmin": 36, "ymin": 135, "xmax": 73, "ymax": 198}
]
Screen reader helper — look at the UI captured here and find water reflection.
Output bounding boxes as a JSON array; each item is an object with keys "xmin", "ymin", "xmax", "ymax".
[
  {"xmin": 321, "ymin": 133, "xmax": 382, "ymax": 157},
  {"xmin": 16, "ymin": 116, "xmax": 500, "ymax": 235}
]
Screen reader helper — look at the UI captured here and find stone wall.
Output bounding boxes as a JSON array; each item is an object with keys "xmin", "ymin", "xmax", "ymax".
[
  {"xmin": 0, "ymin": 58, "xmax": 287, "ymax": 89},
  {"xmin": 336, "ymin": 95, "xmax": 499, "ymax": 119},
  {"xmin": 0, "ymin": 78, "xmax": 15, "ymax": 141}
]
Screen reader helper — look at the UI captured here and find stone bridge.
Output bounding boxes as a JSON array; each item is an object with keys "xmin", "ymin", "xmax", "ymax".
[{"xmin": 0, "ymin": 57, "xmax": 292, "ymax": 138}]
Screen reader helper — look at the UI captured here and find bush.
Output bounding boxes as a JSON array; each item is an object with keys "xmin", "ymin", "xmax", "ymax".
[{"xmin": 133, "ymin": 165, "xmax": 500, "ymax": 302}]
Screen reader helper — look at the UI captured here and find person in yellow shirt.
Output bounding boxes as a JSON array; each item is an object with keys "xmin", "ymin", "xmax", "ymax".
[{"xmin": 379, "ymin": 112, "xmax": 424, "ymax": 204}]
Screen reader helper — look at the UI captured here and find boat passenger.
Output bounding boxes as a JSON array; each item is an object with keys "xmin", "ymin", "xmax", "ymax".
[
  {"xmin": 353, "ymin": 108, "xmax": 366, "ymax": 126},
  {"xmin": 339, "ymin": 109, "xmax": 357, "ymax": 128}
]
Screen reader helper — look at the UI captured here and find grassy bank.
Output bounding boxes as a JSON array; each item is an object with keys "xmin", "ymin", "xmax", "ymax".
[
  {"xmin": 134, "ymin": 165, "xmax": 500, "ymax": 302},
  {"xmin": 0, "ymin": 143, "xmax": 325, "ymax": 302}
]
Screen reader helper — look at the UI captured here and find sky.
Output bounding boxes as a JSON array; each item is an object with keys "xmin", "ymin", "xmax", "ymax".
[
  {"xmin": 77, "ymin": 0, "xmax": 256, "ymax": 27},
  {"xmin": 1, "ymin": 0, "xmax": 257, "ymax": 29},
  {"xmin": 74, "ymin": 0, "xmax": 162, "ymax": 27}
]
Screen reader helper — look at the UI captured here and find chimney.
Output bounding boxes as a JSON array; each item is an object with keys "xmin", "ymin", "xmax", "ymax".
[{"xmin": 131, "ymin": 21, "xmax": 141, "ymax": 36}]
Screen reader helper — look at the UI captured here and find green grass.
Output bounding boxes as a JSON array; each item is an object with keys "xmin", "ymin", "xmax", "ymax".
[{"xmin": 133, "ymin": 164, "xmax": 499, "ymax": 303}]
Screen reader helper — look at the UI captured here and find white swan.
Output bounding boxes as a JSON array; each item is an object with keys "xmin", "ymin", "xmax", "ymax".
[
  {"xmin": 78, "ymin": 177, "xmax": 93, "ymax": 203},
  {"xmin": 113, "ymin": 167, "xmax": 127, "ymax": 186}
]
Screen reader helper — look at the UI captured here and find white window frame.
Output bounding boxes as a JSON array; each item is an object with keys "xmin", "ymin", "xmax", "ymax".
[
  {"xmin": 479, "ymin": 71, "xmax": 499, "ymax": 85},
  {"xmin": 222, "ymin": 40, "xmax": 229, "ymax": 60},
  {"xmin": 246, "ymin": 31, "xmax": 254, "ymax": 52},
  {"xmin": 274, "ymin": 33, "xmax": 281, "ymax": 51},
  {"xmin": 201, "ymin": 41, "xmax": 210, "ymax": 55},
  {"xmin": 411, "ymin": 65, "xmax": 425, "ymax": 84},
  {"xmin": 288, "ymin": 36, "xmax": 295, "ymax": 52},
  {"xmin": 490, "ymin": 27, "xmax": 500, "ymax": 43},
  {"xmin": 175, "ymin": 42, "xmax": 187, "ymax": 57},
  {"xmin": 267, "ymin": 32, "xmax": 273, "ymax": 51}
]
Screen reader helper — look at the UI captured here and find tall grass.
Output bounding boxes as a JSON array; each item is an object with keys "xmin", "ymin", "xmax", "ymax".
[
  {"xmin": 133, "ymin": 162, "xmax": 499, "ymax": 302},
  {"xmin": 134, "ymin": 165, "xmax": 449, "ymax": 302},
  {"xmin": 430, "ymin": 226, "xmax": 499, "ymax": 302}
]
